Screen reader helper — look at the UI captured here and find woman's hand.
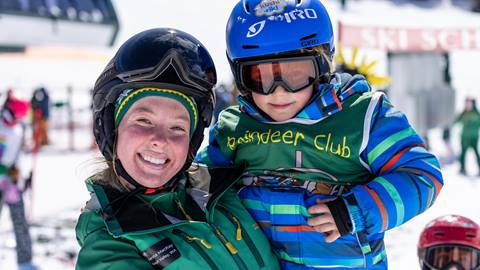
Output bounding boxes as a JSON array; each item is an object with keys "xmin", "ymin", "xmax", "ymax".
[{"xmin": 307, "ymin": 199, "xmax": 341, "ymax": 243}]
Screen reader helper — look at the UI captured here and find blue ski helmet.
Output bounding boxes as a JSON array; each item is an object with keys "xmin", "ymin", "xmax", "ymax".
[
  {"xmin": 226, "ymin": 0, "xmax": 335, "ymax": 93},
  {"xmin": 226, "ymin": 0, "xmax": 334, "ymax": 60}
]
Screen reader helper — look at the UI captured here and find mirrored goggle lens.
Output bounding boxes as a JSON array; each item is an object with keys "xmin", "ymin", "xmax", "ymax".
[
  {"xmin": 241, "ymin": 58, "xmax": 317, "ymax": 95},
  {"xmin": 425, "ymin": 245, "xmax": 480, "ymax": 270}
]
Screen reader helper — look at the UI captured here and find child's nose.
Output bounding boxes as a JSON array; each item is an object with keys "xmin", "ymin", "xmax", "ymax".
[{"xmin": 271, "ymin": 85, "xmax": 289, "ymax": 95}]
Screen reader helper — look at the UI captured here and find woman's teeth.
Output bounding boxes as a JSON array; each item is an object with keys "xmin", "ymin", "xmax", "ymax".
[{"xmin": 142, "ymin": 154, "xmax": 167, "ymax": 165}]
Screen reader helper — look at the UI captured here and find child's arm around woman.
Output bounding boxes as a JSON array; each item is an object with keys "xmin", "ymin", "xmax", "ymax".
[{"xmin": 308, "ymin": 90, "xmax": 443, "ymax": 239}]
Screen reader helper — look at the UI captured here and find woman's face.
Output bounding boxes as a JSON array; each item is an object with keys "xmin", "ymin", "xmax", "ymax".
[{"xmin": 116, "ymin": 96, "xmax": 191, "ymax": 188}]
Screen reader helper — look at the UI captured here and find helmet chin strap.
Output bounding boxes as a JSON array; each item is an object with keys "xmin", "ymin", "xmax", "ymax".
[{"xmin": 114, "ymin": 159, "xmax": 144, "ymax": 189}]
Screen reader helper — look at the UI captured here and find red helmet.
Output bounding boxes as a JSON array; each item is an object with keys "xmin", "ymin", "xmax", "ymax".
[
  {"xmin": 2, "ymin": 93, "xmax": 30, "ymax": 126},
  {"xmin": 418, "ymin": 215, "xmax": 480, "ymax": 270}
]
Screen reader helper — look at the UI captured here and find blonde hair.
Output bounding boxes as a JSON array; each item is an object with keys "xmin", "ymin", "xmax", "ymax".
[
  {"xmin": 91, "ymin": 160, "xmax": 128, "ymax": 191},
  {"xmin": 300, "ymin": 44, "xmax": 334, "ymax": 73},
  {"xmin": 91, "ymin": 139, "xmax": 130, "ymax": 191}
]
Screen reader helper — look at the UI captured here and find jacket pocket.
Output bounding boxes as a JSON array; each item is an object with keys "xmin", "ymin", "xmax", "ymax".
[
  {"xmin": 217, "ymin": 204, "xmax": 266, "ymax": 268},
  {"xmin": 171, "ymin": 229, "xmax": 220, "ymax": 270}
]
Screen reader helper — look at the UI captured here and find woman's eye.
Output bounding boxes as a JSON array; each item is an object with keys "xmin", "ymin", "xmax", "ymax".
[
  {"xmin": 136, "ymin": 118, "xmax": 152, "ymax": 125},
  {"xmin": 171, "ymin": 126, "xmax": 187, "ymax": 133}
]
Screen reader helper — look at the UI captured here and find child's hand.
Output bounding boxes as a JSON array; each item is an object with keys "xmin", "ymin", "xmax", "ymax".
[{"xmin": 307, "ymin": 199, "xmax": 341, "ymax": 243}]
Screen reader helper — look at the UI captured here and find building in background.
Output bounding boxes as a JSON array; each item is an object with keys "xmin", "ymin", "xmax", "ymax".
[{"xmin": 336, "ymin": 0, "xmax": 480, "ymax": 135}]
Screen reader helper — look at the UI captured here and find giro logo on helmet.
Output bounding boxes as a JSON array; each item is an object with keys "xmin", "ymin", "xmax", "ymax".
[
  {"xmin": 254, "ymin": 0, "xmax": 287, "ymax": 16},
  {"xmin": 247, "ymin": 20, "xmax": 266, "ymax": 38},
  {"xmin": 246, "ymin": 8, "xmax": 318, "ymax": 38},
  {"xmin": 267, "ymin": 8, "xmax": 318, "ymax": 22}
]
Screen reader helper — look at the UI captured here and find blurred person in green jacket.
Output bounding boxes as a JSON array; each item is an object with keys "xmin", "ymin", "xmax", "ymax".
[
  {"xmin": 455, "ymin": 97, "xmax": 480, "ymax": 175},
  {"xmin": 75, "ymin": 28, "xmax": 280, "ymax": 270}
]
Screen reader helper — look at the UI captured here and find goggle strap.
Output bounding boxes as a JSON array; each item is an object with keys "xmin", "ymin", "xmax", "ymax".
[{"xmin": 94, "ymin": 60, "xmax": 118, "ymax": 94}]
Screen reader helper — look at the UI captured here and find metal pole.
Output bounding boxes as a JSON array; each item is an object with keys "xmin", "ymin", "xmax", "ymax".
[{"xmin": 67, "ymin": 86, "xmax": 74, "ymax": 151}]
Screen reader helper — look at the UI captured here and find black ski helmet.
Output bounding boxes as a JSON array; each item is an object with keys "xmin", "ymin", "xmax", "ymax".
[{"xmin": 92, "ymin": 28, "xmax": 216, "ymax": 175}]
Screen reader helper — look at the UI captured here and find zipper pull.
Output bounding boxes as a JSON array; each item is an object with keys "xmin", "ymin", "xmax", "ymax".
[
  {"xmin": 175, "ymin": 197, "xmax": 193, "ymax": 221},
  {"xmin": 199, "ymin": 239, "xmax": 213, "ymax": 249},
  {"xmin": 214, "ymin": 228, "xmax": 238, "ymax": 254},
  {"xmin": 231, "ymin": 216, "xmax": 243, "ymax": 241},
  {"xmin": 186, "ymin": 236, "xmax": 212, "ymax": 249},
  {"xmin": 226, "ymin": 242, "xmax": 238, "ymax": 255}
]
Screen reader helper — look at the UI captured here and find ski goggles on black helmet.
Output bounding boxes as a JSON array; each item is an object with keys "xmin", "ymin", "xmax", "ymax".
[
  {"xmin": 95, "ymin": 48, "xmax": 216, "ymax": 129},
  {"xmin": 422, "ymin": 245, "xmax": 480, "ymax": 270},
  {"xmin": 237, "ymin": 52, "xmax": 331, "ymax": 95},
  {"xmin": 115, "ymin": 48, "xmax": 215, "ymax": 98}
]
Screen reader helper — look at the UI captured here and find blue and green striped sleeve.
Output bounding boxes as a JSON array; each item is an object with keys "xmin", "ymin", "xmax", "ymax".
[
  {"xmin": 349, "ymin": 94, "xmax": 443, "ymax": 234},
  {"xmin": 195, "ymin": 122, "xmax": 233, "ymax": 167}
]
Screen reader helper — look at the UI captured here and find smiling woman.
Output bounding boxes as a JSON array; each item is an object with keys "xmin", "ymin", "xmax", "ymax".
[
  {"xmin": 116, "ymin": 94, "xmax": 192, "ymax": 188},
  {"xmin": 74, "ymin": 28, "xmax": 280, "ymax": 270}
]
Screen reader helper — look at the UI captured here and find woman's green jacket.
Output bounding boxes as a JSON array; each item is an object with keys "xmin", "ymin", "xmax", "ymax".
[{"xmin": 75, "ymin": 166, "xmax": 280, "ymax": 270}]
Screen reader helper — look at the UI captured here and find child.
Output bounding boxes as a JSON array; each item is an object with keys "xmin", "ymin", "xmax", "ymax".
[
  {"xmin": 75, "ymin": 28, "xmax": 280, "ymax": 270},
  {"xmin": 196, "ymin": 0, "xmax": 444, "ymax": 269},
  {"xmin": 417, "ymin": 215, "xmax": 480, "ymax": 270},
  {"xmin": 454, "ymin": 97, "xmax": 480, "ymax": 175},
  {"xmin": 418, "ymin": 215, "xmax": 480, "ymax": 270},
  {"xmin": 0, "ymin": 92, "xmax": 39, "ymax": 270}
]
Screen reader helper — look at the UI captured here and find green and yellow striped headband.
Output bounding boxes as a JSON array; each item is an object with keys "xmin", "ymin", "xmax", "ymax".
[{"xmin": 114, "ymin": 87, "xmax": 198, "ymax": 137}]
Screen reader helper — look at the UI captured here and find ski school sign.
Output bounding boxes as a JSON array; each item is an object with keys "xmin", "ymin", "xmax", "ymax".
[{"xmin": 339, "ymin": 22, "xmax": 480, "ymax": 51}]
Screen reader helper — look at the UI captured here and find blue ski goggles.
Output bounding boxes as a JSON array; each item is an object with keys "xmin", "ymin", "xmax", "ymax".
[{"xmin": 238, "ymin": 54, "xmax": 331, "ymax": 95}]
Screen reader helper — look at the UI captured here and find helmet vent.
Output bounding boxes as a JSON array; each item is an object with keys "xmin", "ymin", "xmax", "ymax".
[
  {"xmin": 242, "ymin": 45, "xmax": 259, "ymax": 49},
  {"xmin": 300, "ymin": 33, "xmax": 317, "ymax": 41},
  {"xmin": 244, "ymin": 1, "xmax": 251, "ymax": 13},
  {"xmin": 466, "ymin": 232, "xmax": 476, "ymax": 238},
  {"xmin": 433, "ymin": 232, "xmax": 445, "ymax": 237}
]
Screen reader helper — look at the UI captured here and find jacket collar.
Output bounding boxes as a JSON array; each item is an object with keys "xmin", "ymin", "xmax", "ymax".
[{"xmin": 85, "ymin": 177, "xmax": 191, "ymax": 236}]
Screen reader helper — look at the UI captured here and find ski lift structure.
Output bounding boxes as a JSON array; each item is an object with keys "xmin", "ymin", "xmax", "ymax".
[{"xmin": 0, "ymin": 0, "xmax": 119, "ymax": 51}]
